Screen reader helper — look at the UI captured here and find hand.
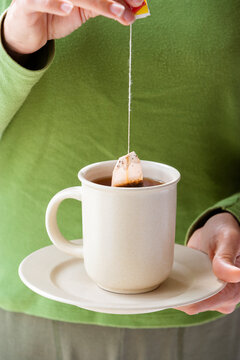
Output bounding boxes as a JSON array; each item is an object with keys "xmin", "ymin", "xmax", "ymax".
[
  {"xmin": 3, "ymin": 0, "xmax": 142, "ymax": 55},
  {"xmin": 175, "ymin": 212, "xmax": 240, "ymax": 315}
]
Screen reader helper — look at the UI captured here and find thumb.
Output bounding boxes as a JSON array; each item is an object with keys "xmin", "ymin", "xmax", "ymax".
[{"xmin": 212, "ymin": 237, "xmax": 240, "ymax": 283}]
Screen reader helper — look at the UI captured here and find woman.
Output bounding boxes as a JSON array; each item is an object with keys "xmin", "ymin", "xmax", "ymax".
[{"xmin": 0, "ymin": 0, "xmax": 239, "ymax": 358}]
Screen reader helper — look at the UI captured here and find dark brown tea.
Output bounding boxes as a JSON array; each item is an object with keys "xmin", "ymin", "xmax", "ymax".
[{"xmin": 93, "ymin": 176, "xmax": 164, "ymax": 187}]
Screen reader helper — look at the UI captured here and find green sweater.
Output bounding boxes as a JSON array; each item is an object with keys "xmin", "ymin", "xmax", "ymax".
[{"xmin": 0, "ymin": 0, "xmax": 239, "ymax": 328}]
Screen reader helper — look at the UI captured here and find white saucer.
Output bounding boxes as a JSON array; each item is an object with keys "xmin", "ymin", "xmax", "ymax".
[{"xmin": 19, "ymin": 240, "xmax": 225, "ymax": 314}]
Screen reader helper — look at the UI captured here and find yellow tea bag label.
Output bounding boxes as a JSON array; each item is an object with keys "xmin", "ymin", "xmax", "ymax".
[{"xmin": 131, "ymin": 0, "xmax": 150, "ymax": 19}]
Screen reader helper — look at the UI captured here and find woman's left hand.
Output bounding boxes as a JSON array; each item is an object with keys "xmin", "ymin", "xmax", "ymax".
[{"xmin": 175, "ymin": 212, "xmax": 240, "ymax": 315}]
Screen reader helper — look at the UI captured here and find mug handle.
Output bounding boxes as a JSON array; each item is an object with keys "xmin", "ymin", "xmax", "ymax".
[{"xmin": 45, "ymin": 187, "xmax": 84, "ymax": 258}]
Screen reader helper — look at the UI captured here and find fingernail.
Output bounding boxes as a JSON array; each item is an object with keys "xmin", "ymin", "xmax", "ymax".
[
  {"xmin": 60, "ymin": 2, "xmax": 73, "ymax": 14},
  {"xmin": 132, "ymin": 0, "xmax": 143, "ymax": 5},
  {"xmin": 123, "ymin": 10, "xmax": 135, "ymax": 23},
  {"xmin": 110, "ymin": 3, "xmax": 125, "ymax": 17}
]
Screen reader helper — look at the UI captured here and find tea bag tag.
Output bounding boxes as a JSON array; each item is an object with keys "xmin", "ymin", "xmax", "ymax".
[
  {"xmin": 111, "ymin": 151, "xmax": 143, "ymax": 187},
  {"xmin": 130, "ymin": 0, "xmax": 150, "ymax": 19}
]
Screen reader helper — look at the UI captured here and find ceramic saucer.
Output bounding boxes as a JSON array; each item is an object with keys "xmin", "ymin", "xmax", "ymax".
[{"xmin": 19, "ymin": 240, "xmax": 225, "ymax": 314}]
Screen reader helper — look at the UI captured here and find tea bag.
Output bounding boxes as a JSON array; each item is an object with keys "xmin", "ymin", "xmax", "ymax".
[{"xmin": 111, "ymin": 151, "xmax": 143, "ymax": 187}]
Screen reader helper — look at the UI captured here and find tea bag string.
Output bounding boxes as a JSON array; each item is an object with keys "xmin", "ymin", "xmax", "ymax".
[{"xmin": 127, "ymin": 24, "xmax": 132, "ymax": 154}]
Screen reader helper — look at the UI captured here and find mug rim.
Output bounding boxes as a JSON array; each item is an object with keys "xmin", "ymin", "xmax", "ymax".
[{"xmin": 78, "ymin": 160, "xmax": 181, "ymax": 191}]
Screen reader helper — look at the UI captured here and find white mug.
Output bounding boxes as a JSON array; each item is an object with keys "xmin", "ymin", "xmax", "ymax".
[{"xmin": 45, "ymin": 160, "xmax": 180, "ymax": 294}]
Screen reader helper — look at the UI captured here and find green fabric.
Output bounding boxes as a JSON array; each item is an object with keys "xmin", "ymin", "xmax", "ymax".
[
  {"xmin": 0, "ymin": 0, "xmax": 239, "ymax": 328},
  {"xmin": 185, "ymin": 193, "xmax": 240, "ymax": 244}
]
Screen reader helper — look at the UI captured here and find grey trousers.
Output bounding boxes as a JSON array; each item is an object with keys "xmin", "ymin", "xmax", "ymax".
[{"xmin": 0, "ymin": 307, "xmax": 239, "ymax": 360}]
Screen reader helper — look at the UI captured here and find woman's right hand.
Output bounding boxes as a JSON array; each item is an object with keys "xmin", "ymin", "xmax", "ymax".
[{"xmin": 3, "ymin": 0, "xmax": 142, "ymax": 55}]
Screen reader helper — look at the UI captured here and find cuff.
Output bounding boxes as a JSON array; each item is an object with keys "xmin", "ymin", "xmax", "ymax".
[
  {"xmin": 0, "ymin": 9, "xmax": 55, "ymax": 81},
  {"xmin": 185, "ymin": 193, "xmax": 240, "ymax": 245},
  {"xmin": 0, "ymin": 9, "xmax": 55, "ymax": 136}
]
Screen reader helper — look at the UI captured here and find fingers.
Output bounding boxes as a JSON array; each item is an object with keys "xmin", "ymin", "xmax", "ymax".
[
  {"xmin": 22, "ymin": 0, "xmax": 75, "ymax": 16},
  {"xmin": 213, "ymin": 255, "xmax": 240, "ymax": 283},
  {"xmin": 176, "ymin": 304, "xmax": 236, "ymax": 315},
  {"xmin": 18, "ymin": 0, "xmax": 136, "ymax": 25},
  {"xmin": 175, "ymin": 281, "xmax": 240, "ymax": 315},
  {"xmin": 189, "ymin": 213, "xmax": 240, "ymax": 283},
  {"xmin": 216, "ymin": 305, "xmax": 236, "ymax": 314},
  {"xmin": 71, "ymin": 0, "xmax": 135, "ymax": 25},
  {"xmin": 212, "ymin": 229, "xmax": 240, "ymax": 283},
  {"xmin": 183, "ymin": 213, "xmax": 240, "ymax": 316},
  {"xmin": 124, "ymin": 0, "xmax": 144, "ymax": 8}
]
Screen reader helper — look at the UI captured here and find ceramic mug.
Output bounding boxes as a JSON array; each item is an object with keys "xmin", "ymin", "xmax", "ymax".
[{"xmin": 45, "ymin": 160, "xmax": 180, "ymax": 294}]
